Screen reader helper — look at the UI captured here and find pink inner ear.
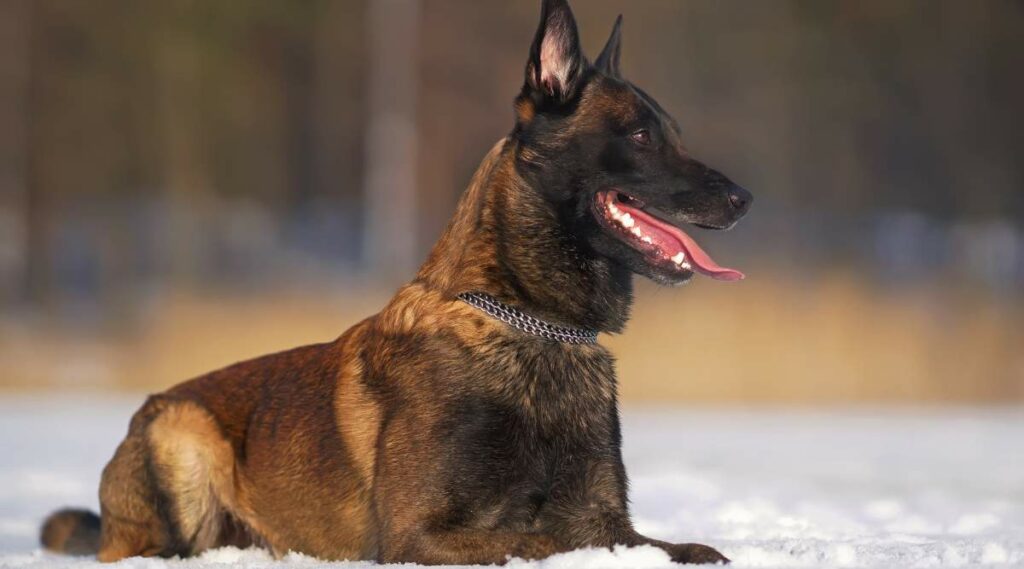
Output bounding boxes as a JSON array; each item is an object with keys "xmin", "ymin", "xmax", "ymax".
[{"xmin": 539, "ymin": 20, "xmax": 571, "ymax": 95}]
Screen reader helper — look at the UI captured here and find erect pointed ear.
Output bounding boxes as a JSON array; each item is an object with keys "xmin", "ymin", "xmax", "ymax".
[
  {"xmin": 594, "ymin": 15, "xmax": 623, "ymax": 78},
  {"xmin": 525, "ymin": 0, "xmax": 586, "ymax": 104}
]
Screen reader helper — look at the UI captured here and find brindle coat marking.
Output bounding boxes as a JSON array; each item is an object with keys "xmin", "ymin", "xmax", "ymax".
[{"xmin": 41, "ymin": 1, "xmax": 752, "ymax": 565}]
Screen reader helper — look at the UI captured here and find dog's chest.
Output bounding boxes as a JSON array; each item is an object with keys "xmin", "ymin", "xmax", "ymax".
[
  {"xmin": 471, "ymin": 341, "xmax": 616, "ymax": 428},
  {"xmin": 437, "ymin": 343, "xmax": 620, "ymax": 527}
]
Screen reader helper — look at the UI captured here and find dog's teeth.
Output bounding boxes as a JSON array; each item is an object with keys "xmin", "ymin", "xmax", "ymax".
[
  {"xmin": 671, "ymin": 252, "xmax": 686, "ymax": 265},
  {"xmin": 682, "ymin": 261, "xmax": 692, "ymax": 270},
  {"xmin": 620, "ymin": 213, "xmax": 634, "ymax": 228},
  {"xmin": 631, "ymin": 227, "xmax": 643, "ymax": 237},
  {"xmin": 641, "ymin": 236, "xmax": 653, "ymax": 244}
]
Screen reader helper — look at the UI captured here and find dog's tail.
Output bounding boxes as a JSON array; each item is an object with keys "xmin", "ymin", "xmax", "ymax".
[{"xmin": 40, "ymin": 508, "xmax": 101, "ymax": 556}]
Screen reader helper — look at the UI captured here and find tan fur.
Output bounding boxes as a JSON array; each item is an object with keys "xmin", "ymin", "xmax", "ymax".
[
  {"xmin": 146, "ymin": 402, "xmax": 238, "ymax": 551},
  {"xmin": 334, "ymin": 328, "xmax": 380, "ymax": 486}
]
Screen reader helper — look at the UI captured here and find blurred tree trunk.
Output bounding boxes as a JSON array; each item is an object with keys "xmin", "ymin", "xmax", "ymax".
[
  {"xmin": 363, "ymin": 0, "xmax": 420, "ymax": 276},
  {"xmin": 284, "ymin": 33, "xmax": 315, "ymax": 212},
  {"xmin": 154, "ymin": 1, "xmax": 211, "ymax": 285},
  {"xmin": 21, "ymin": 0, "xmax": 51, "ymax": 308},
  {"xmin": 0, "ymin": 0, "xmax": 31, "ymax": 304},
  {"xmin": 312, "ymin": 0, "xmax": 369, "ymax": 263}
]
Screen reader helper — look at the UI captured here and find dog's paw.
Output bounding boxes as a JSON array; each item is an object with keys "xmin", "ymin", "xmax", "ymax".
[{"xmin": 669, "ymin": 543, "xmax": 729, "ymax": 565}]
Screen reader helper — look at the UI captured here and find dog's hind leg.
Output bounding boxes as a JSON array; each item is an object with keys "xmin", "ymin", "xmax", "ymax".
[
  {"xmin": 144, "ymin": 399, "xmax": 251, "ymax": 555},
  {"xmin": 89, "ymin": 397, "xmax": 174, "ymax": 561},
  {"xmin": 95, "ymin": 397, "xmax": 251, "ymax": 562}
]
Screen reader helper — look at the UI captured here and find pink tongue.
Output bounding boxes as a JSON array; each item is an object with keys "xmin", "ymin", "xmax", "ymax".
[
  {"xmin": 668, "ymin": 225, "xmax": 744, "ymax": 281},
  {"xmin": 625, "ymin": 205, "xmax": 745, "ymax": 282}
]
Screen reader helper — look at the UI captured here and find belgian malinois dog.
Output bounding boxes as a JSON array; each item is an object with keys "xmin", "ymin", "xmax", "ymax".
[{"xmin": 41, "ymin": 0, "xmax": 751, "ymax": 565}]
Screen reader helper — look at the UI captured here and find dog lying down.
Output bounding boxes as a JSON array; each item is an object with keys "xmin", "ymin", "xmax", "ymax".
[{"xmin": 41, "ymin": 0, "xmax": 751, "ymax": 565}]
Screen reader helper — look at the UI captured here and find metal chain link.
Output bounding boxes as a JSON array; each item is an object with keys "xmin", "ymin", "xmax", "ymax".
[{"xmin": 457, "ymin": 292, "xmax": 598, "ymax": 345}]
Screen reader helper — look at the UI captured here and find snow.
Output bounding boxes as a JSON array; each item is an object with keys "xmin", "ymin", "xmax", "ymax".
[{"xmin": 1, "ymin": 397, "xmax": 1022, "ymax": 568}]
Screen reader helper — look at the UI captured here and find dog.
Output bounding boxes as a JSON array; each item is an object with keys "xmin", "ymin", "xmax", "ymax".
[{"xmin": 41, "ymin": 0, "xmax": 751, "ymax": 565}]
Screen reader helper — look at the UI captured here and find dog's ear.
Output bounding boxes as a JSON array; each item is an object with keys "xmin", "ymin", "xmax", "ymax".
[
  {"xmin": 525, "ymin": 0, "xmax": 586, "ymax": 104},
  {"xmin": 594, "ymin": 15, "xmax": 623, "ymax": 78}
]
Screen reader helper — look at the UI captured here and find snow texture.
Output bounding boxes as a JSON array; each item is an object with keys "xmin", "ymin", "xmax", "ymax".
[{"xmin": 1, "ymin": 396, "xmax": 1021, "ymax": 568}]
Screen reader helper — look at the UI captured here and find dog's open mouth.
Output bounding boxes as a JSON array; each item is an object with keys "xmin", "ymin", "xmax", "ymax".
[{"xmin": 594, "ymin": 189, "xmax": 744, "ymax": 281}]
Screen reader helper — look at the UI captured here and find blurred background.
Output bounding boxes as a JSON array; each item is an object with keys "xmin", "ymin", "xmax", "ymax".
[{"xmin": 0, "ymin": 0, "xmax": 1021, "ymax": 403}]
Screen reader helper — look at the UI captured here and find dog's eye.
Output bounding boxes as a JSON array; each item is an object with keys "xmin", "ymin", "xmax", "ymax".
[{"xmin": 630, "ymin": 129, "xmax": 651, "ymax": 146}]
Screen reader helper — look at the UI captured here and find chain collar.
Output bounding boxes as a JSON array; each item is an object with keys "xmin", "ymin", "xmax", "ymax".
[{"xmin": 457, "ymin": 292, "xmax": 598, "ymax": 345}]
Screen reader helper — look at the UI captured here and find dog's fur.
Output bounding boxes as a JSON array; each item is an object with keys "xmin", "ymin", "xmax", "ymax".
[{"xmin": 41, "ymin": 1, "xmax": 751, "ymax": 565}]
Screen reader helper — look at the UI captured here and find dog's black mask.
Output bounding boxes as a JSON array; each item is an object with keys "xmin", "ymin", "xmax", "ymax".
[{"xmin": 513, "ymin": 0, "xmax": 752, "ymax": 286}]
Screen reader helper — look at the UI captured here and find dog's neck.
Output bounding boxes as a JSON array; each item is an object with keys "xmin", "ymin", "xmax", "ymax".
[{"xmin": 416, "ymin": 138, "xmax": 633, "ymax": 333}]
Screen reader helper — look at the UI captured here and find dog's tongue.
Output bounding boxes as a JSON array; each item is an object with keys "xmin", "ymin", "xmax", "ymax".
[
  {"xmin": 624, "ymin": 204, "xmax": 744, "ymax": 282},
  {"xmin": 666, "ymin": 224, "xmax": 744, "ymax": 282}
]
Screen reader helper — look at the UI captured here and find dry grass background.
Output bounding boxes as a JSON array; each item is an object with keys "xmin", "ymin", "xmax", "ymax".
[{"xmin": 1, "ymin": 271, "xmax": 1021, "ymax": 403}]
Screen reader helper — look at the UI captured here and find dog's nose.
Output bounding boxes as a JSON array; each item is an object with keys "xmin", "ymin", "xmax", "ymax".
[{"xmin": 727, "ymin": 185, "xmax": 752, "ymax": 213}]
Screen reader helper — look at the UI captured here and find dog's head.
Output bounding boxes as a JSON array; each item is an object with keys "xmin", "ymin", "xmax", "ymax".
[{"xmin": 513, "ymin": 0, "xmax": 752, "ymax": 286}]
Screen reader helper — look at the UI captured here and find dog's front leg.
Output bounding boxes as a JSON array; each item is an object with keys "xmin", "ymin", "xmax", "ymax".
[
  {"xmin": 642, "ymin": 537, "xmax": 731, "ymax": 565},
  {"xmin": 379, "ymin": 528, "xmax": 565, "ymax": 565},
  {"xmin": 553, "ymin": 506, "xmax": 728, "ymax": 565},
  {"xmin": 550, "ymin": 460, "xmax": 729, "ymax": 565},
  {"xmin": 375, "ymin": 447, "xmax": 569, "ymax": 564}
]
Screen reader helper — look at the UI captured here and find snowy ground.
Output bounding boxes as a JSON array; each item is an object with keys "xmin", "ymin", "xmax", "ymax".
[{"xmin": 0, "ymin": 396, "xmax": 1021, "ymax": 568}]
